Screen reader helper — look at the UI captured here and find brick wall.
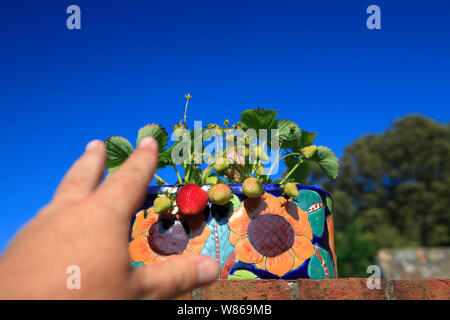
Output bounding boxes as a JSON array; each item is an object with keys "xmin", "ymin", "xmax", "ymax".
[{"xmin": 173, "ymin": 278, "xmax": 450, "ymax": 300}]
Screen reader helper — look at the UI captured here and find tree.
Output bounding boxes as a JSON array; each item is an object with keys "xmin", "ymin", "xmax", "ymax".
[{"xmin": 310, "ymin": 115, "xmax": 450, "ymax": 276}]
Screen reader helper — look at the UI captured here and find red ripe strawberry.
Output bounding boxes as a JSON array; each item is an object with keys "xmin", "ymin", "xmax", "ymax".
[{"xmin": 176, "ymin": 184, "xmax": 209, "ymax": 215}]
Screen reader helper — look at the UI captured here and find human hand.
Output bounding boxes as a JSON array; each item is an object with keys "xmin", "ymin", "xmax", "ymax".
[{"xmin": 0, "ymin": 137, "xmax": 219, "ymax": 299}]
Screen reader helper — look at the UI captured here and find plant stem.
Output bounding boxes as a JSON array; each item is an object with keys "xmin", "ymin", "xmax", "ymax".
[
  {"xmin": 265, "ymin": 152, "xmax": 303, "ymax": 183},
  {"xmin": 183, "ymin": 97, "xmax": 190, "ymax": 126},
  {"xmin": 153, "ymin": 173, "xmax": 169, "ymax": 185},
  {"xmin": 251, "ymin": 160, "xmax": 261, "ymax": 175},
  {"xmin": 185, "ymin": 164, "xmax": 192, "ymax": 184},
  {"xmin": 265, "ymin": 150, "xmax": 281, "ymax": 183},
  {"xmin": 168, "ymin": 183, "xmax": 180, "ymax": 195},
  {"xmin": 172, "ymin": 165, "xmax": 183, "ymax": 185},
  {"xmin": 201, "ymin": 163, "xmax": 213, "ymax": 184},
  {"xmin": 282, "ymin": 160, "xmax": 302, "ymax": 182}
]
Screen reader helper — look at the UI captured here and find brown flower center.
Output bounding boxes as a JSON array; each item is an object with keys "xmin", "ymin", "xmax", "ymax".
[
  {"xmin": 148, "ymin": 220, "xmax": 189, "ymax": 255},
  {"xmin": 247, "ymin": 214, "xmax": 294, "ymax": 257}
]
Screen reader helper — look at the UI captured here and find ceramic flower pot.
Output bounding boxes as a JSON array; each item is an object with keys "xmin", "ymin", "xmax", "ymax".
[{"xmin": 128, "ymin": 184, "xmax": 337, "ymax": 279}]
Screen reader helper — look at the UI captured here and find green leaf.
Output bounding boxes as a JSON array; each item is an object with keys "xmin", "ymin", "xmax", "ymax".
[
  {"xmin": 300, "ymin": 130, "xmax": 317, "ymax": 147},
  {"xmin": 326, "ymin": 196, "xmax": 334, "ymax": 213},
  {"xmin": 227, "ymin": 269, "xmax": 259, "ymax": 280},
  {"xmin": 226, "ymin": 194, "xmax": 241, "ymax": 212},
  {"xmin": 284, "ymin": 155, "xmax": 310, "ymax": 183},
  {"xmin": 277, "ymin": 119, "xmax": 302, "ymax": 150},
  {"xmin": 310, "ymin": 146, "xmax": 339, "ymax": 179},
  {"xmin": 157, "ymin": 148, "xmax": 173, "ymax": 169},
  {"xmin": 136, "ymin": 124, "xmax": 168, "ymax": 152},
  {"xmin": 104, "ymin": 136, "xmax": 134, "ymax": 169},
  {"xmin": 187, "ymin": 166, "xmax": 203, "ymax": 185},
  {"xmin": 156, "ymin": 179, "xmax": 166, "ymax": 186},
  {"xmin": 240, "ymin": 108, "xmax": 278, "ymax": 131}
]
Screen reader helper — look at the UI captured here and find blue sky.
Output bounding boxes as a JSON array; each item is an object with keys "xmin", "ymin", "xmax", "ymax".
[{"xmin": 0, "ymin": 0, "xmax": 449, "ymax": 253}]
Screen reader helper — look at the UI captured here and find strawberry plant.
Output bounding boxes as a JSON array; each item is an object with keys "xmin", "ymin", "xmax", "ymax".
[{"xmin": 104, "ymin": 94, "xmax": 339, "ymax": 211}]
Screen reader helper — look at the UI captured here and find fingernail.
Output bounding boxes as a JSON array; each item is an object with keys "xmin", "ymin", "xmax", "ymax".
[
  {"xmin": 85, "ymin": 140, "xmax": 101, "ymax": 151},
  {"xmin": 197, "ymin": 258, "xmax": 219, "ymax": 284},
  {"xmin": 138, "ymin": 137, "xmax": 157, "ymax": 150}
]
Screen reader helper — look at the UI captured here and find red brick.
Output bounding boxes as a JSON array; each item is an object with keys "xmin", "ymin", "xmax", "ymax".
[
  {"xmin": 392, "ymin": 279, "xmax": 450, "ymax": 300},
  {"xmin": 296, "ymin": 278, "xmax": 387, "ymax": 300},
  {"xmin": 201, "ymin": 280, "xmax": 292, "ymax": 300}
]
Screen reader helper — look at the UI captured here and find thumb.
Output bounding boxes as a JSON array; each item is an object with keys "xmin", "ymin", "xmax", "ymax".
[{"xmin": 131, "ymin": 254, "xmax": 220, "ymax": 299}]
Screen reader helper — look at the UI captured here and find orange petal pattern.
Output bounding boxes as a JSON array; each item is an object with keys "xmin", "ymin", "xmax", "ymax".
[
  {"xmin": 129, "ymin": 235, "xmax": 154, "ymax": 262},
  {"xmin": 290, "ymin": 235, "xmax": 315, "ymax": 261},
  {"xmin": 255, "ymin": 257, "xmax": 267, "ymax": 271},
  {"xmin": 234, "ymin": 238, "xmax": 263, "ymax": 264},
  {"xmin": 259, "ymin": 193, "xmax": 286, "ymax": 216},
  {"xmin": 188, "ymin": 223, "xmax": 211, "ymax": 246},
  {"xmin": 243, "ymin": 193, "xmax": 285, "ymax": 218},
  {"xmin": 290, "ymin": 255, "xmax": 306, "ymax": 271},
  {"xmin": 131, "ymin": 225, "xmax": 145, "ymax": 239},
  {"xmin": 228, "ymin": 207, "xmax": 251, "ymax": 235},
  {"xmin": 229, "ymin": 230, "xmax": 246, "ymax": 246},
  {"xmin": 264, "ymin": 251, "xmax": 295, "ymax": 277},
  {"xmin": 228, "ymin": 191, "xmax": 317, "ymax": 278},
  {"xmin": 284, "ymin": 201, "xmax": 312, "ymax": 239},
  {"xmin": 133, "ymin": 209, "xmax": 159, "ymax": 236},
  {"xmin": 142, "ymin": 253, "xmax": 158, "ymax": 265}
]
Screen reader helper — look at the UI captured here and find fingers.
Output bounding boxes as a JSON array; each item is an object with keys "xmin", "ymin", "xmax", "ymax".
[
  {"xmin": 93, "ymin": 137, "xmax": 158, "ymax": 219},
  {"xmin": 131, "ymin": 255, "xmax": 220, "ymax": 300},
  {"xmin": 52, "ymin": 140, "xmax": 106, "ymax": 207}
]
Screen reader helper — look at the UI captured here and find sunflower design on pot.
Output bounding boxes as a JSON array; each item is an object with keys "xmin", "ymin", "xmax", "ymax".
[
  {"xmin": 228, "ymin": 193, "xmax": 315, "ymax": 277},
  {"xmin": 128, "ymin": 208, "xmax": 211, "ymax": 265}
]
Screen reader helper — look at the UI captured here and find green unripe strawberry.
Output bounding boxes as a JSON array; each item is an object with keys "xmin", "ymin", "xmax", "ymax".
[
  {"xmin": 208, "ymin": 183, "xmax": 233, "ymax": 206},
  {"xmin": 242, "ymin": 177, "xmax": 263, "ymax": 198},
  {"xmin": 206, "ymin": 123, "xmax": 224, "ymax": 137},
  {"xmin": 214, "ymin": 160, "xmax": 229, "ymax": 173},
  {"xmin": 173, "ymin": 123, "xmax": 187, "ymax": 139},
  {"xmin": 153, "ymin": 195, "xmax": 173, "ymax": 213},
  {"xmin": 283, "ymin": 182, "xmax": 299, "ymax": 198},
  {"xmin": 301, "ymin": 145, "xmax": 317, "ymax": 159},
  {"xmin": 255, "ymin": 165, "xmax": 266, "ymax": 176}
]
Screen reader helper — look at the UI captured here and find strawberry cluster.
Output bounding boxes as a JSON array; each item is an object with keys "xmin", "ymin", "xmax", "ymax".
[{"xmin": 153, "ymin": 176, "xmax": 270, "ymax": 216}]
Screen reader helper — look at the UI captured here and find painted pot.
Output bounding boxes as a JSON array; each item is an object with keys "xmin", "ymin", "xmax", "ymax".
[{"xmin": 128, "ymin": 184, "xmax": 337, "ymax": 280}]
